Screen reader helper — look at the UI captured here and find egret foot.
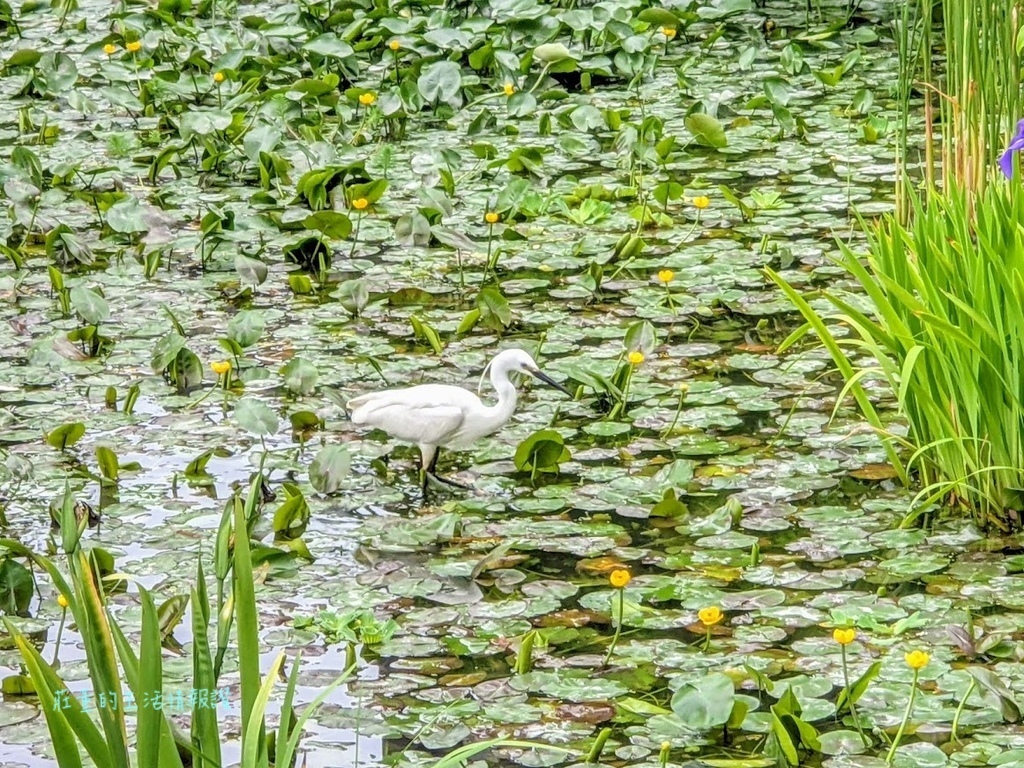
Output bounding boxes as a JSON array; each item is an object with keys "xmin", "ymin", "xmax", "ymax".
[
  {"xmin": 420, "ymin": 470, "xmax": 472, "ymax": 498},
  {"xmin": 429, "ymin": 473, "xmax": 471, "ymax": 490},
  {"xmin": 418, "ymin": 446, "xmax": 472, "ymax": 496}
]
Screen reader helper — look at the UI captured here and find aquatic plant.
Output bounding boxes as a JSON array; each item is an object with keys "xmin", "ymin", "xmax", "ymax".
[
  {"xmin": 932, "ymin": 0, "xmax": 1022, "ymax": 190},
  {"xmin": 886, "ymin": 650, "xmax": 931, "ymax": 764},
  {"xmin": 602, "ymin": 568, "xmax": 631, "ymax": 666},
  {"xmin": 2, "ymin": 492, "xmax": 352, "ymax": 768},
  {"xmin": 770, "ymin": 180, "xmax": 1024, "ymax": 530}
]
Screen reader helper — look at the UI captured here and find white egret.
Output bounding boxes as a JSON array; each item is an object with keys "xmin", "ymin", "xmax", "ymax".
[{"xmin": 347, "ymin": 349, "xmax": 572, "ymax": 495}]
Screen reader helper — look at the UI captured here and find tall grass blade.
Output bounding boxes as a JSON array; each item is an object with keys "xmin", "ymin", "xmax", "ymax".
[
  {"xmin": 233, "ymin": 495, "xmax": 266, "ymax": 764},
  {"xmin": 213, "ymin": 496, "xmax": 237, "ymax": 680},
  {"xmin": 191, "ymin": 559, "xmax": 222, "ymax": 768},
  {"xmin": 72, "ymin": 550, "xmax": 129, "ymax": 768},
  {"xmin": 276, "ymin": 662, "xmax": 357, "ymax": 768},
  {"xmin": 7, "ymin": 622, "xmax": 88, "ymax": 768},
  {"xmin": 765, "ymin": 267, "xmax": 908, "ymax": 483},
  {"xmin": 240, "ymin": 653, "xmax": 285, "ymax": 768},
  {"xmin": 136, "ymin": 585, "xmax": 163, "ymax": 768},
  {"xmin": 110, "ymin": 597, "xmax": 188, "ymax": 767}
]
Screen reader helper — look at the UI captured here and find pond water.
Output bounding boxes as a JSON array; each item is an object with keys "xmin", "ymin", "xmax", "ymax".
[{"xmin": 3, "ymin": 0, "xmax": 1022, "ymax": 767}]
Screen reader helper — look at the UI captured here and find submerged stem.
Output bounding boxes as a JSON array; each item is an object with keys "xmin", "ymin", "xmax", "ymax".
[
  {"xmin": 601, "ymin": 588, "xmax": 625, "ymax": 667},
  {"xmin": 885, "ymin": 669, "xmax": 920, "ymax": 765},
  {"xmin": 841, "ymin": 645, "xmax": 869, "ymax": 746}
]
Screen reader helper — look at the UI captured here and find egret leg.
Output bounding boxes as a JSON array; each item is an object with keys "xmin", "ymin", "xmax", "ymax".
[
  {"xmin": 419, "ymin": 445, "xmax": 437, "ymax": 498},
  {"xmin": 426, "ymin": 448, "xmax": 471, "ymax": 491}
]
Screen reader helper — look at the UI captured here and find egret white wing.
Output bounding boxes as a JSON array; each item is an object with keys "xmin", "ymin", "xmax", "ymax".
[{"xmin": 348, "ymin": 385, "xmax": 475, "ymax": 445}]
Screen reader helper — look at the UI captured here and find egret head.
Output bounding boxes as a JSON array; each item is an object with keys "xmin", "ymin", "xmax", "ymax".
[{"xmin": 489, "ymin": 349, "xmax": 573, "ymax": 397}]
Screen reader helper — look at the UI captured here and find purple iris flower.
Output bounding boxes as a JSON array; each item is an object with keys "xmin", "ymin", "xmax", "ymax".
[{"xmin": 999, "ymin": 119, "xmax": 1024, "ymax": 178}]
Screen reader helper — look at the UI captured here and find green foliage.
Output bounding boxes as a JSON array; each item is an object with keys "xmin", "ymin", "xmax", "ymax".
[
  {"xmin": 931, "ymin": 0, "xmax": 1022, "ymax": 190},
  {"xmin": 308, "ymin": 445, "xmax": 350, "ymax": 494},
  {"xmin": 46, "ymin": 422, "xmax": 85, "ymax": 451},
  {"xmin": 770, "ymin": 181, "xmax": 1024, "ymax": 528},
  {"xmin": 1, "ymin": 493, "xmax": 353, "ymax": 768},
  {"xmin": 514, "ymin": 429, "xmax": 570, "ymax": 479}
]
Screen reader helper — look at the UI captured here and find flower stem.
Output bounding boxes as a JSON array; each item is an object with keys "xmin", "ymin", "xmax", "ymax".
[
  {"xmin": 484, "ymin": 222, "xmax": 495, "ymax": 282},
  {"xmin": 51, "ymin": 608, "xmax": 66, "ymax": 665},
  {"xmin": 841, "ymin": 645, "xmax": 869, "ymax": 746},
  {"xmin": 682, "ymin": 209, "xmax": 702, "ymax": 242},
  {"xmin": 618, "ymin": 361, "xmax": 634, "ymax": 417},
  {"xmin": 660, "ymin": 386, "xmax": 687, "ymax": 439},
  {"xmin": 349, "ymin": 211, "xmax": 362, "ymax": 258},
  {"xmin": 885, "ymin": 669, "xmax": 919, "ymax": 765},
  {"xmin": 950, "ymin": 678, "xmax": 976, "ymax": 745},
  {"xmin": 602, "ymin": 588, "xmax": 625, "ymax": 667}
]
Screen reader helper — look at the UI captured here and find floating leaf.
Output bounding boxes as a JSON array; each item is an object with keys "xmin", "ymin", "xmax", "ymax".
[
  {"xmin": 418, "ymin": 61, "xmax": 462, "ymax": 103},
  {"xmin": 281, "ymin": 358, "xmax": 319, "ymax": 395},
  {"xmin": 235, "ymin": 254, "xmax": 268, "ymax": 287},
  {"xmin": 0, "ymin": 558, "xmax": 33, "ymax": 614},
  {"xmin": 96, "ymin": 446, "xmax": 119, "ymax": 481},
  {"xmin": 670, "ymin": 673, "xmax": 735, "ymax": 730},
  {"xmin": 309, "ymin": 445, "xmax": 350, "ymax": 494},
  {"xmin": 685, "ymin": 112, "xmax": 727, "ymax": 148},
  {"xmin": 46, "ymin": 422, "xmax": 85, "ymax": 450},
  {"xmin": 227, "ymin": 310, "xmax": 265, "ymax": 348},
  {"xmin": 235, "ymin": 399, "xmax": 279, "ymax": 436},
  {"xmin": 514, "ymin": 430, "xmax": 570, "ymax": 474}
]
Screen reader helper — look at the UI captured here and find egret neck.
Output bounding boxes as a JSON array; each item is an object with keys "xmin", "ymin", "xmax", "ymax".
[{"xmin": 479, "ymin": 362, "xmax": 519, "ymax": 439}]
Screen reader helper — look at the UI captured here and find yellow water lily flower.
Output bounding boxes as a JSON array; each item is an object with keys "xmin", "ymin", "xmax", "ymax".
[
  {"xmin": 661, "ymin": 27, "xmax": 677, "ymax": 39},
  {"xmin": 692, "ymin": 195, "xmax": 710, "ymax": 210},
  {"xmin": 126, "ymin": 41, "xmax": 142, "ymax": 53},
  {"xmin": 504, "ymin": 83, "xmax": 515, "ymax": 96},
  {"xmin": 698, "ymin": 606, "xmax": 724, "ymax": 626},
  {"xmin": 352, "ymin": 198, "xmax": 369, "ymax": 210},
  {"xmin": 359, "ymin": 92, "xmax": 376, "ymax": 106},
  {"xmin": 103, "ymin": 44, "xmax": 117, "ymax": 56},
  {"xmin": 657, "ymin": 269, "xmax": 674, "ymax": 284},
  {"xmin": 905, "ymin": 649, "xmax": 930, "ymax": 670},
  {"xmin": 57, "ymin": 594, "xmax": 69, "ymax": 609},
  {"xmin": 213, "ymin": 71, "xmax": 225, "ymax": 83},
  {"xmin": 389, "ymin": 39, "xmax": 401, "ymax": 51},
  {"xmin": 485, "ymin": 211, "xmax": 499, "ymax": 224},
  {"xmin": 833, "ymin": 628, "xmax": 856, "ymax": 645},
  {"xmin": 609, "ymin": 569, "xmax": 631, "ymax": 588},
  {"xmin": 628, "ymin": 351, "xmax": 644, "ymax": 366},
  {"xmin": 211, "ymin": 361, "xmax": 231, "ymax": 375}
]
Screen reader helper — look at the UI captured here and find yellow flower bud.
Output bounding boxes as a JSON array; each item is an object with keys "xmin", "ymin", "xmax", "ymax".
[
  {"xmin": 628, "ymin": 351, "xmax": 644, "ymax": 366},
  {"xmin": 213, "ymin": 71, "xmax": 225, "ymax": 83},
  {"xmin": 661, "ymin": 26, "xmax": 677, "ymax": 39},
  {"xmin": 609, "ymin": 569, "xmax": 631, "ymax": 588},
  {"xmin": 904, "ymin": 649, "xmax": 930, "ymax": 670},
  {"xmin": 57, "ymin": 594, "xmax": 69, "ymax": 609},
  {"xmin": 698, "ymin": 606, "xmax": 724, "ymax": 626},
  {"xmin": 389, "ymin": 40, "xmax": 401, "ymax": 51},
  {"xmin": 485, "ymin": 211, "xmax": 499, "ymax": 224},
  {"xmin": 352, "ymin": 198, "xmax": 369, "ymax": 210},
  {"xmin": 833, "ymin": 628, "xmax": 856, "ymax": 645}
]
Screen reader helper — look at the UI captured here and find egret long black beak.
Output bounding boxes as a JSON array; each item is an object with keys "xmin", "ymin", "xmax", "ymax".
[{"xmin": 530, "ymin": 369, "xmax": 574, "ymax": 397}]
